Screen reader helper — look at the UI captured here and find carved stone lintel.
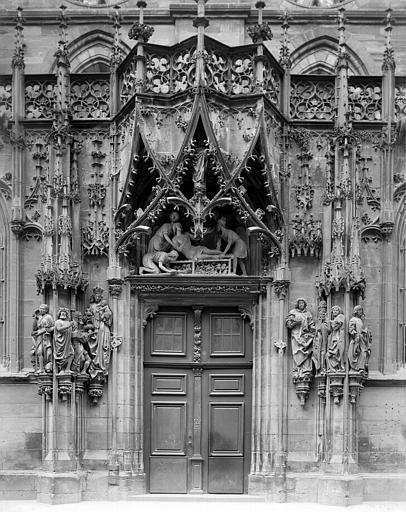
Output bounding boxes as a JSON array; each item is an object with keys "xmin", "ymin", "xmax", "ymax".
[
  {"xmin": 293, "ymin": 375, "xmax": 311, "ymax": 406},
  {"xmin": 142, "ymin": 302, "xmax": 159, "ymax": 328},
  {"xmin": 379, "ymin": 221, "xmax": 394, "ymax": 238},
  {"xmin": 11, "ymin": 219, "xmax": 25, "ymax": 236},
  {"xmin": 329, "ymin": 373, "xmax": 345, "ymax": 405},
  {"xmin": 37, "ymin": 373, "xmax": 53, "ymax": 401},
  {"xmin": 57, "ymin": 374, "xmax": 73, "ymax": 401},
  {"xmin": 273, "ymin": 280, "xmax": 289, "ymax": 299},
  {"xmin": 74, "ymin": 374, "xmax": 89, "ymax": 397},
  {"xmin": 88, "ymin": 374, "xmax": 105, "ymax": 405},
  {"xmin": 111, "ymin": 334, "xmax": 123, "ymax": 351},
  {"xmin": 315, "ymin": 373, "xmax": 327, "ymax": 402},
  {"xmin": 109, "ymin": 279, "xmax": 123, "ymax": 297},
  {"xmin": 238, "ymin": 304, "xmax": 254, "ymax": 330},
  {"xmin": 348, "ymin": 372, "xmax": 365, "ymax": 404},
  {"xmin": 274, "ymin": 339, "xmax": 287, "ymax": 355}
]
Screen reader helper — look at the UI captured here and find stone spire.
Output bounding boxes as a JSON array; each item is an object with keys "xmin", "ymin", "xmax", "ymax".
[
  {"xmin": 193, "ymin": 0, "xmax": 209, "ymax": 87},
  {"xmin": 335, "ymin": 8, "xmax": 349, "ymax": 128},
  {"xmin": 247, "ymin": 1, "xmax": 273, "ymax": 44},
  {"xmin": 382, "ymin": 8, "xmax": 395, "ymax": 72},
  {"xmin": 110, "ymin": 5, "xmax": 122, "ymax": 71},
  {"xmin": 279, "ymin": 10, "xmax": 291, "ymax": 71},
  {"xmin": 128, "ymin": 1, "xmax": 154, "ymax": 42},
  {"xmin": 12, "ymin": 6, "xmax": 25, "ymax": 70}
]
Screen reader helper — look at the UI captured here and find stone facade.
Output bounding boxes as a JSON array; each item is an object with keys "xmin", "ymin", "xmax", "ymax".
[{"xmin": 0, "ymin": 0, "xmax": 405, "ymax": 505}]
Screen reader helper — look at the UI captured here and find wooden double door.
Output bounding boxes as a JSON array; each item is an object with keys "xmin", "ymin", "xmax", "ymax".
[{"xmin": 144, "ymin": 306, "xmax": 252, "ymax": 494}]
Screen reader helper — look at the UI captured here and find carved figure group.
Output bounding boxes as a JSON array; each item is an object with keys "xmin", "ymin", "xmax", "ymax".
[
  {"xmin": 31, "ymin": 287, "xmax": 113, "ymax": 380},
  {"xmin": 286, "ymin": 300, "xmax": 372, "ymax": 401},
  {"xmin": 140, "ymin": 212, "xmax": 248, "ymax": 275}
]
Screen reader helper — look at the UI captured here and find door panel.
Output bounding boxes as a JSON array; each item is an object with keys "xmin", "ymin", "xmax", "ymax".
[
  {"xmin": 144, "ymin": 307, "xmax": 252, "ymax": 494},
  {"xmin": 150, "ymin": 458, "xmax": 188, "ymax": 493},
  {"xmin": 209, "ymin": 403, "xmax": 244, "ymax": 455},
  {"xmin": 151, "ymin": 402, "xmax": 187, "ymax": 454},
  {"xmin": 208, "ymin": 458, "xmax": 244, "ymax": 493}
]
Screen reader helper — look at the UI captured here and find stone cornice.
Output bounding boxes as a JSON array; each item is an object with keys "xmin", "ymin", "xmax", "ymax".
[{"xmin": 0, "ymin": 8, "xmax": 405, "ymax": 26}]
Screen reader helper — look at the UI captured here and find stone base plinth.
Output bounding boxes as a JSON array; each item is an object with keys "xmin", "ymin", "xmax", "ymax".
[
  {"xmin": 0, "ymin": 470, "xmax": 404, "ymax": 504},
  {"xmin": 36, "ymin": 471, "xmax": 85, "ymax": 504}
]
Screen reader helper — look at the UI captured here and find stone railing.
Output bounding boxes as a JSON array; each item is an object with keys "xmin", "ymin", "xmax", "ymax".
[
  {"xmin": 290, "ymin": 75, "xmax": 335, "ymax": 121},
  {"xmin": 25, "ymin": 75, "xmax": 56, "ymax": 119},
  {"xmin": 70, "ymin": 74, "xmax": 110, "ymax": 119},
  {"xmin": 119, "ymin": 39, "xmax": 281, "ymax": 107},
  {"xmin": 23, "ymin": 74, "xmax": 110, "ymax": 120},
  {"xmin": 348, "ymin": 76, "xmax": 382, "ymax": 121},
  {"xmin": 0, "ymin": 75, "xmax": 12, "ymax": 120},
  {"xmin": 395, "ymin": 76, "xmax": 406, "ymax": 122}
]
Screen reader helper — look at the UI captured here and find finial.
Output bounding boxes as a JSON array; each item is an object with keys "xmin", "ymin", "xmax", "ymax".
[
  {"xmin": 129, "ymin": 1, "xmax": 154, "ymax": 42},
  {"xmin": 193, "ymin": 0, "xmax": 210, "ymax": 30},
  {"xmin": 335, "ymin": 7, "xmax": 348, "ymax": 71},
  {"xmin": 55, "ymin": 5, "xmax": 70, "ymax": 67},
  {"xmin": 12, "ymin": 6, "xmax": 25, "ymax": 69},
  {"xmin": 382, "ymin": 8, "xmax": 395, "ymax": 71},
  {"xmin": 279, "ymin": 10, "xmax": 291, "ymax": 70},
  {"xmin": 110, "ymin": 5, "xmax": 122, "ymax": 70},
  {"xmin": 248, "ymin": 1, "xmax": 272, "ymax": 43},
  {"xmin": 256, "ymin": 1, "xmax": 266, "ymax": 24}
]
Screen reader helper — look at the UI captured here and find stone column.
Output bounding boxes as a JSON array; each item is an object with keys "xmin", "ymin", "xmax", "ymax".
[{"xmin": 9, "ymin": 7, "xmax": 25, "ymax": 372}]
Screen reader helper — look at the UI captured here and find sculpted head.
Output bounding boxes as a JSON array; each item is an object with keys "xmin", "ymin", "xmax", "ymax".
[
  {"xmin": 167, "ymin": 250, "xmax": 179, "ymax": 261},
  {"xmin": 295, "ymin": 298, "xmax": 307, "ymax": 311},
  {"xmin": 353, "ymin": 305, "xmax": 364, "ymax": 318},
  {"xmin": 331, "ymin": 305, "xmax": 343, "ymax": 318},
  {"xmin": 39, "ymin": 304, "xmax": 49, "ymax": 315},
  {"xmin": 169, "ymin": 211, "xmax": 180, "ymax": 223},
  {"xmin": 57, "ymin": 307, "xmax": 70, "ymax": 321}
]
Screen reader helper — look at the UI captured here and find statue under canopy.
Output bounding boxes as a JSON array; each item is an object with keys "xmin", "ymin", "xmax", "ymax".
[{"xmin": 286, "ymin": 298, "xmax": 315, "ymax": 380}]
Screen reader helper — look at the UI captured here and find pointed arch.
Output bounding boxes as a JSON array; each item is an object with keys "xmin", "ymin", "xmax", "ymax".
[
  {"xmin": 290, "ymin": 35, "xmax": 368, "ymax": 76},
  {"xmin": 50, "ymin": 30, "xmax": 131, "ymax": 73}
]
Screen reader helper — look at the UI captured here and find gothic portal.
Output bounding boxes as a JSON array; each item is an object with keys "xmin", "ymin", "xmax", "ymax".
[{"xmin": 0, "ymin": 0, "xmax": 405, "ymax": 505}]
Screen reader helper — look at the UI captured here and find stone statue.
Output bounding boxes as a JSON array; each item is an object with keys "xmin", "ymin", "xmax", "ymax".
[
  {"xmin": 286, "ymin": 298, "xmax": 315, "ymax": 379},
  {"xmin": 326, "ymin": 305, "xmax": 345, "ymax": 373},
  {"xmin": 87, "ymin": 287, "xmax": 113, "ymax": 379},
  {"xmin": 216, "ymin": 217, "xmax": 247, "ymax": 274},
  {"xmin": 147, "ymin": 211, "xmax": 182, "ymax": 253},
  {"xmin": 54, "ymin": 307, "xmax": 75, "ymax": 374},
  {"xmin": 71, "ymin": 311, "xmax": 91, "ymax": 375},
  {"xmin": 30, "ymin": 309, "xmax": 41, "ymax": 372},
  {"xmin": 312, "ymin": 301, "xmax": 330, "ymax": 375},
  {"xmin": 172, "ymin": 224, "xmax": 222, "ymax": 261},
  {"xmin": 348, "ymin": 305, "xmax": 372, "ymax": 374},
  {"xmin": 139, "ymin": 249, "xmax": 179, "ymax": 275},
  {"xmin": 34, "ymin": 304, "xmax": 54, "ymax": 373}
]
